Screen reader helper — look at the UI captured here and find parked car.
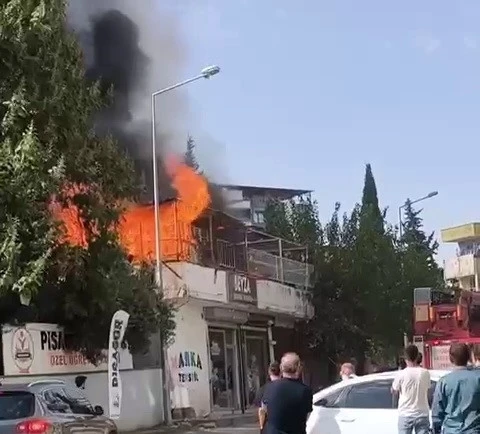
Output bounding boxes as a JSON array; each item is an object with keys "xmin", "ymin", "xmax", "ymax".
[
  {"xmin": 0, "ymin": 379, "xmax": 117, "ymax": 434},
  {"xmin": 307, "ymin": 370, "xmax": 448, "ymax": 434}
]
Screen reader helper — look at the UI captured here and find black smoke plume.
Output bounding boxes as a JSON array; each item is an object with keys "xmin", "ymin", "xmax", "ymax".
[
  {"xmin": 68, "ymin": 1, "xmax": 182, "ymax": 201},
  {"xmin": 67, "ymin": 1, "xmax": 224, "ymax": 209}
]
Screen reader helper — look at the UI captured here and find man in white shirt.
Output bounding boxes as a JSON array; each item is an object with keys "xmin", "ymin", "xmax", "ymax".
[{"xmin": 392, "ymin": 345, "xmax": 431, "ymax": 434}]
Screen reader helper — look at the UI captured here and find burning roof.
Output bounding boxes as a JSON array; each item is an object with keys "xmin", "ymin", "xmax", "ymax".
[{"xmin": 55, "ymin": 156, "xmax": 210, "ymax": 262}]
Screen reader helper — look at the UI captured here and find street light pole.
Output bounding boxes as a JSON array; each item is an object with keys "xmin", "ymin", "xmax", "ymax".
[
  {"xmin": 398, "ymin": 191, "xmax": 438, "ymax": 240},
  {"xmin": 150, "ymin": 65, "xmax": 220, "ymax": 425},
  {"xmin": 151, "ymin": 65, "xmax": 220, "ymax": 287}
]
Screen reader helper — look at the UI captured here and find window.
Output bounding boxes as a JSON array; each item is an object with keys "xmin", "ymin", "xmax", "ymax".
[
  {"xmin": 0, "ymin": 391, "xmax": 35, "ymax": 420},
  {"xmin": 43, "ymin": 386, "xmax": 94, "ymax": 415},
  {"xmin": 314, "ymin": 387, "xmax": 346, "ymax": 408},
  {"xmin": 43, "ymin": 388, "xmax": 72, "ymax": 414},
  {"xmin": 343, "ymin": 380, "xmax": 394, "ymax": 409},
  {"xmin": 253, "ymin": 210, "xmax": 265, "ymax": 224},
  {"xmin": 60, "ymin": 387, "xmax": 94, "ymax": 415}
]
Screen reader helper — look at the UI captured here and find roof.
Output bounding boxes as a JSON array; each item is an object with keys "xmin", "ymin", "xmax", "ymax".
[
  {"xmin": 216, "ymin": 183, "xmax": 312, "ymax": 200},
  {"xmin": 0, "ymin": 379, "xmax": 65, "ymax": 392},
  {"xmin": 312, "ymin": 370, "xmax": 448, "ymax": 401},
  {"xmin": 441, "ymin": 223, "xmax": 480, "ymax": 243}
]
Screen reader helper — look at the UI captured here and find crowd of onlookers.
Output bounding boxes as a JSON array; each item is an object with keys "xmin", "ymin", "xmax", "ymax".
[{"xmin": 254, "ymin": 344, "xmax": 480, "ymax": 434}]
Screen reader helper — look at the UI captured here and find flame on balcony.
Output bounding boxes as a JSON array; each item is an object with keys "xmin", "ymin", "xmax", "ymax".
[{"xmin": 53, "ymin": 156, "xmax": 211, "ymax": 262}]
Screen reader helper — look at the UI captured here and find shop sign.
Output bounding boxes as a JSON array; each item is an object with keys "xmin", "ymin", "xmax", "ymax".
[
  {"xmin": 226, "ymin": 272, "xmax": 257, "ymax": 305},
  {"xmin": 2, "ymin": 323, "xmax": 133, "ymax": 376},
  {"xmin": 175, "ymin": 351, "xmax": 203, "ymax": 383}
]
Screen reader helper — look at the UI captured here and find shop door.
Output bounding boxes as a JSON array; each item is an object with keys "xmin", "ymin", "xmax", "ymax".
[
  {"xmin": 243, "ymin": 333, "xmax": 268, "ymax": 407},
  {"xmin": 208, "ymin": 328, "xmax": 240, "ymax": 410}
]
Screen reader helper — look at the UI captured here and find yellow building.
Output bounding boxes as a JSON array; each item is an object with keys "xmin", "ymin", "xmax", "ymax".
[{"xmin": 441, "ymin": 223, "xmax": 480, "ymax": 291}]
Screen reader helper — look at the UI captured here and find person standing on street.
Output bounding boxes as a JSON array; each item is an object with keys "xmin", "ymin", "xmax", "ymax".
[
  {"xmin": 471, "ymin": 343, "xmax": 480, "ymax": 367},
  {"xmin": 432, "ymin": 343, "xmax": 480, "ymax": 434},
  {"xmin": 339, "ymin": 362, "xmax": 357, "ymax": 381},
  {"xmin": 391, "ymin": 344, "xmax": 431, "ymax": 434},
  {"xmin": 262, "ymin": 352, "xmax": 313, "ymax": 434},
  {"xmin": 255, "ymin": 361, "xmax": 281, "ymax": 433}
]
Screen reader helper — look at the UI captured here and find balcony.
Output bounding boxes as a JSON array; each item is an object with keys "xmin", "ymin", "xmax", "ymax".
[
  {"xmin": 119, "ymin": 202, "xmax": 313, "ymax": 289},
  {"xmin": 162, "ymin": 261, "xmax": 313, "ymax": 319},
  {"xmin": 195, "ymin": 210, "xmax": 313, "ymax": 289},
  {"xmin": 444, "ymin": 254, "xmax": 479, "ymax": 280}
]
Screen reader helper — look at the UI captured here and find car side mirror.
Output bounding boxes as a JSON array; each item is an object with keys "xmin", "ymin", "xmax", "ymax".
[
  {"xmin": 94, "ymin": 405, "xmax": 104, "ymax": 416},
  {"xmin": 314, "ymin": 398, "xmax": 327, "ymax": 407}
]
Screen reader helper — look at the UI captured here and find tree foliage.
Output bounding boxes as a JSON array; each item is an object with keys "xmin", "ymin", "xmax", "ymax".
[
  {"xmin": 265, "ymin": 163, "xmax": 441, "ymax": 376},
  {"xmin": 0, "ymin": 0, "xmax": 174, "ymax": 361},
  {"xmin": 184, "ymin": 135, "xmax": 201, "ymax": 173}
]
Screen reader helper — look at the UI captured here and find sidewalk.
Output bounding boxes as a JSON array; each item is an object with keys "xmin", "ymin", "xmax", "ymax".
[
  {"xmin": 122, "ymin": 411, "xmax": 257, "ymax": 434},
  {"xmin": 123, "ymin": 424, "xmax": 258, "ymax": 434}
]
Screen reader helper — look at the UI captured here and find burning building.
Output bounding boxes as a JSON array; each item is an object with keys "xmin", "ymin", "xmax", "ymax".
[{"xmin": 62, "ymin": 0, "xmax": 315, "ymax": 423}]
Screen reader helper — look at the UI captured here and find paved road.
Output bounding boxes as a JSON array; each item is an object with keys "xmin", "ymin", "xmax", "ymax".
[
  {"xmin": 127, "ymin": 424, "xmax": 259, "ymax": 434},
  {"xmin": 181, "ymin": 425, "xmax": 258, "ymax": 434}
]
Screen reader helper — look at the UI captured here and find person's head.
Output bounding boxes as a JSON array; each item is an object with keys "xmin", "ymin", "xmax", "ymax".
[
  {"xmin": 268, "ymin": 361, "xmax": 281, "ymax": 381},
  {"xmin": 404, "ymin": 345, "xmax": 419, "ymax": 366},
  {"xmin": 450, "ymin": 343, "xmax": 470, "ymax": 367},
  {"xmin": 416, "ymin": 352, "xmax": 423, "ymax": 366},
  {"xmin": 398, "ymin": 358, "xmax": 407, "ymax": 370},
  {"xmin": 280, "ymin": 352, "xmax": 301, "ymax": 379},
  {"xmin": 472, "ymin": 344, "xmax": 480, "ymax": 365},
  {"xmin": 340, "ymin": 362, "xmax": 356, "ymax": 379}
]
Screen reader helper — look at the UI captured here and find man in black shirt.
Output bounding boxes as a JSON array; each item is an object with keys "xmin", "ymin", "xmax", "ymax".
[
  {"xmin": 254, "ymin": 361, "xmax": 281, "ymax": 432},
  {"xmin": 262, "ymin": 352, "xmax": 313, "ymax": 434}
]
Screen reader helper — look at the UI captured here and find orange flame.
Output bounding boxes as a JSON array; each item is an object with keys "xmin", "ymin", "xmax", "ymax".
[{"xmin": 54, "ymin": 157, "xmax": 211, "ymax": 262}]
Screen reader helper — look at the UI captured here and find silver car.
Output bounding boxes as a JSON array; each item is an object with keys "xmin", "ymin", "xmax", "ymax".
[{"xmin": 0, "ymin": 379, "xmax": 117, "ymax": 433}]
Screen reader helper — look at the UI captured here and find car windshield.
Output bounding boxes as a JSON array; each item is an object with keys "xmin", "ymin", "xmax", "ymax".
[{"xmin": 0, "ymin": 391, "xmax": 35, "ymax": 420}]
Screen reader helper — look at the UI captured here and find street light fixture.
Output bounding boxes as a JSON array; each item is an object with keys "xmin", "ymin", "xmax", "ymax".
[
  {"xmin": 151, "ymin": 65, "xmax": 221, "ymax": 288},
  {"xmin": 398, "ymin": 191, "xmax": 438, "ymax": 239}
]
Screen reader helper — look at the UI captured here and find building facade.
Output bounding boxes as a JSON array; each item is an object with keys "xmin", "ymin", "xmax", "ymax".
[
  {"xmin": 160, "ymin": 208, "xmax": 314, "ymax": 418},
  {"xmin": 442, "ymin": 222, "xmax": 480, "ymax": 291},
  {"xmin": 218, "ymin": 184, "xmax": 312, "ymax": 229}
]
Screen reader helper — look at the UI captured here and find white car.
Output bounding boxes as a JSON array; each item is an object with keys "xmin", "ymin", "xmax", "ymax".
[{"xmin": 306, "ymin": 369, "xmax": 448, "ymax": 434}]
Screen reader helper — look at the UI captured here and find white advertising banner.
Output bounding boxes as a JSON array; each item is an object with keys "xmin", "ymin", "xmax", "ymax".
[
  {"xmin": 108, "ymin": 310, "xmax": 130, "ymax": 420},
  {"xmin": 431, "ymin": 345, "xmax": 455, "ymax": 370},
  {"xmin": 2, "ymin": 323, "xmax": 132, "ymax": 376}
]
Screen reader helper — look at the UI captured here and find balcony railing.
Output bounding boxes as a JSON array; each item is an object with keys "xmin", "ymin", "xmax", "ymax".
[{"xmin": 216, "ymin": 239, "xmax": 312, "ymax": 288}]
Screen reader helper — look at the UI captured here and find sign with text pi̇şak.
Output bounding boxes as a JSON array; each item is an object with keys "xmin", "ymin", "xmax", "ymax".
[
  {"xmin": 2, "ymin": 323, "xmax": 133, "ymax": 376},
  {"xmin": 108, "ymin": 310, "xmax": 130, "ymax": 420}
]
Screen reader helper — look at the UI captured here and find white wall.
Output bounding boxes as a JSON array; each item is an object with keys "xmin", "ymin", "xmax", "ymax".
[
  {"xmin": 163, "ymin": 262, "xmax": 313, "ymax": 319},
  {"xmin": 444, "ymin": 254, "xmax": 478, "ymax": 280},
  {"xmin": 1, "ymin": 369, "xmax": 164, "ymax": 432},
  {"xmin": 257, "ymin": 279, "xmax": 313, "ymax": 318},
  {"xmin": 163, "ymin": 263, "xmax": 227, "ymax": 303},
  {"xmin": 166, "ymin": 302, "xmax": 211, "ymax": 417}
]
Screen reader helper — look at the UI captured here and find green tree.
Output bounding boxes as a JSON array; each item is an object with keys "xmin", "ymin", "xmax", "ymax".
[
  {"xmin": 265, "ymin": 164, "xmax": 406, "ymax": 376},
  {"xmin": 399, "ymin": 200, "xmax": 442, "ymax": 334},
  {"xmin": 360, "ymin": 163, "xmax": 383, "ymax": 233},
  {"xmin": 354, "ymin": 164, "xmax": 403, "ymax": 358},
  {"xmin": 184, "ymin": 135, "xmax": 200, "ymax": 172},
  {"xmin": 0, "ymin": 0, "xmax": 174, "ymax": 360},
  {"xmin": 264, "ymin": 199, "xmax": 293, "ymax": 241}
]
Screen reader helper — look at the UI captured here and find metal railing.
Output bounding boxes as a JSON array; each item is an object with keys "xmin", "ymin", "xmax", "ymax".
[{"xmin": 246, "ymin": 248, "xmax": 313, "ymax": 288}]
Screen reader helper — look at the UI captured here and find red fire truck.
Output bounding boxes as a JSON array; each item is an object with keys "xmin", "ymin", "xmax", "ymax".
[{"xmin": 413, "ymin": 287, "xmax": 480, "ymax": 369}]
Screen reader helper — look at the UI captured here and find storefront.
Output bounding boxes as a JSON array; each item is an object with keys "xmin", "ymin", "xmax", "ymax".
[
  {"xmin": 206, "ymin": 323, "xmax": 269, "ymax": 411},
  {"xmin": 168, "ymin": 271, "xmax": 274, "ymax": 417}
]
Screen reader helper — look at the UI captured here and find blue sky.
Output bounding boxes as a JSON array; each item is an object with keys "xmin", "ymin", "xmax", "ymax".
[{"xmin": 162, "ymin": 0, "xmax": 480, "ymax": 260}]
